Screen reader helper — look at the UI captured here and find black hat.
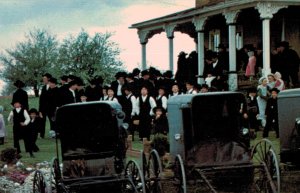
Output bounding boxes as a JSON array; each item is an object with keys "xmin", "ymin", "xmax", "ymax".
[
  {"xmin": 205, "ymin": 50, "xmax": 218, "ymax": 60},
  {"xmin": 185, "ymin": 80, "xmax": 195, "ymax": 86},
  {"xmin": 122, "ymin": 85, "xmax": 133, "ymax": 92},
  {"xmin": 115, "ymin": 71, "xmax": 127, "ymax": 79},
  {"xmin": 13, "ymin": 80, "xmax": 25, "ymax": 88},
  {"xmin": 132, "ymin": 68, "xmax": 141, "ymax": 76},
  {"xmin": 270, "ymin": 87, "xmax": 280, "ymax": 94},
  {"xmin": 152, "ymin": 106, "xmax": 166, "ymax": 114},
  {"xmin": 49, "ymin": 77, "xmax": 57, "ymax": 84},
  {"xmin": 60, "ymin": 75, "xmax": 68, "ymax": 82},
  {"xmin": 248, "ymin": 87, "xmax": 257, "ymax": 93},
  {"xmin": 42, "ymin": 73, "xmax": 52, "ymax": 78},
  {"xmin": 68, "ymin": 75, "xmax": 77, "ymax": 81},
  {"xmin": 163, "ymin": 70, "xmax": 173, "ymax": 78},
  {"xmin": 141, "ymin": 70, "xmax": 150, "ymax": 77},
  {"xmin": 29, "ymin": 108, "xmax": 38, "ymax": 114},
  {"xmin": 103, "ymin": 85, "xmax": 109, "ymax": 90},
  {"xmin": 279, "ymin": 41, "xmax": 289, "ymax": 49},
  {"xmin": 178, "ymin": 51, "xmax": 187, "ymax": 57},
  {"xmin": 216, "ymin": 43, "xmax": 226, "ymax": 49},
  {"xmin": 201, "ymin": 84, "xmax": 209, "ymax": 89},
  {"xmin": 126, "ymin": 73, "xmax": 134, "ymax": 79},
  {"xmin": 68, "ymin": 80, "xmax": 78, "ymax": 87},
  {"xmin": 75, "ymin": 77, "xmax": 84, "ymax": 86}
]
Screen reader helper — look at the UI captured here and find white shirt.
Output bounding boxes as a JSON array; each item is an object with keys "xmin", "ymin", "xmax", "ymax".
[
  {"xmin": 136, "ymin": 95, "xmax": 156, "ymax": 116},
  {"xmin": 69, "ymin": 89, "xmax": 76, "ymax": 102},
  {"xmin": 108, "ymin": 97, "xmax": 118, "ymax": 102},
  {"xmin": 117, "ymin": 80, "xmax": 123, "ymax": 96},
  {"xmin": 127, "ymin": 94, "xmax": 138, "ymax": 116},
  {"xmin": 213, "ymin": 60, "xmax": 219, "ymax": 68},
  {"xmin": 8, "ymin": 108, "xmax": 31, "ymax": 126},
  {"xmin": 100, "ymin": 95, "xmax": 109, "ymax": 101},
  {"xmin": 186, "ymin": 89, "xmax": 197, "ymax": 95}
]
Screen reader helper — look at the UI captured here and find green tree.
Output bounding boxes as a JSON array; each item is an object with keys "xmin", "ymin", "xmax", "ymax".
[
  {"xmin": 0, "ymin": 29, "xmax": 59, "ymax": 96},
  {"xmin": 58, "ymin": 30, "xmax": 123, "ymax": 84}
]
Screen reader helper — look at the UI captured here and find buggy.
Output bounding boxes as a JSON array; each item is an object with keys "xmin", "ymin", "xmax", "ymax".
[
  {"xmin": 32, "ymin": 101, "xmax": 145, "ymax": 193},
  {"xmin": 278, "ymin": 88, "xmax": 300, "ymax": 166},
  {"xmin": 162, "ymin": 92, "xmax": 280, "ymax": 193}
]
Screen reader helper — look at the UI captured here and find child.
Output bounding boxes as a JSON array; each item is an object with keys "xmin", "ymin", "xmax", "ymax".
[
  {"xmin": 152, "ymin": 107, "xmax": 169, "ymax": 135},
  {"xmin": 27, "ymin": 108, "xmax": 40, "ymax": 152},
  {"xmin": 107, "ymin": 87, "xmax": 119, "ymax": 102},
  {"xmin": 100, "ymin": 86, "xmax": 109, "ymax": 101},
  {"xmin": 0, "ymin": 106, "xmax": 6, "ymax": 145},
  {"xmin": 7, "ymin": 101, "xmax": 31, "ymax": 155},
  {"xmin": 156, "ymin": 86, "xmax": 168, "ymax": 110},
  {"xmin": 246, "ymin": 88, "xmax": 259, "ymax": 138}
]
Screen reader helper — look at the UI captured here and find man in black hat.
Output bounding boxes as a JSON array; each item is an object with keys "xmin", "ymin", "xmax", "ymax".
[
  {"xmin": 122, "ymin": 85, "xmax": 138, "ymax": 141},
  {"xmin": 263, "ymin": 88, "xmax": 280, "ymax": 138},
  {"xmin": 217, "ymin": 43, "xmax": 229, "ymax": 72},
  {"xmin": 47, "ymin": 78, "xmax": 60, "ymax": 134},
  {"xmin": 111, "ymin": 71, "xmax": 127, "ymax": 106},
  {"xmin": 12, "ymin": 80, "xmax": 29, "ymax": 110},
  {"xmin": 276, "ymin": 41, "xmax": 300, "ymax": 88},
  {"xmin": 61, "ymin": 80, "xmax": 78, "ymax": 105},
  {"xmin": 39, "ymin": 73, "xmax": 52, "ymax": 138}
]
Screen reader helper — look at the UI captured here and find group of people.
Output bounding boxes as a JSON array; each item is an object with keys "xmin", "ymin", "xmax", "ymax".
[{"xmin": 3, "ymin": 40, "xmax": 300, "ymax": 157}]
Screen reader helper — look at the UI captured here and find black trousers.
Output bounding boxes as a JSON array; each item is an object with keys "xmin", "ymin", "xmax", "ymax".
[
  {"xmin": 13, "ymin": 127, "xmax": 23, "ymax": 153},
  {"xmin": 39, "ymin": 113, "xmax": 46, "ymax": 138}
]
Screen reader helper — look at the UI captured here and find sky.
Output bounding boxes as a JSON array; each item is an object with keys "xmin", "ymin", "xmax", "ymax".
[{"xmin": 0, "ymin": 0, "xmax": 196, "ymax": 79}]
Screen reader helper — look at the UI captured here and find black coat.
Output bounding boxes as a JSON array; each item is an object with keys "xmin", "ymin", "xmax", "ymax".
[
  {"xmin": 39, "ymin": 85, "xmax": 49, "ymax": 113},
  {"xmin": 47, "ymin": 87, "xmax": 60, "ymax": 117},
  {"xmin": 61, "ymin": 89, "xmax": 77, "ymax": 105}
]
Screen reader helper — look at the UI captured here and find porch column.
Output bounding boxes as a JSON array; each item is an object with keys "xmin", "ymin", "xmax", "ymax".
[
  {"xmin": 224, "ymin": 10, "xmax": 240, "ymax": 91},
  {"xmin": 193, "ymin": 16, "xmax": 207, "ymax": 84},
  {"xmin": 256, "ymin": 2, "xmax": 287, "ymax": 77},
  {"xmin": 138, "ymin": 30, "xmax": 149, "ymax": 70},
  {"xmin": 164, "ymin": 24, "xmax": 177, "ymax": 72}
]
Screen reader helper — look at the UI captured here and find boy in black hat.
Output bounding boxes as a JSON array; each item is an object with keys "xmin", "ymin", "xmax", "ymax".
[
  {"xmin": 152, "ymin": 106, "xmax": 169, "ymax": 135},
  {"xmin": 263, "ymin": 88, "xmax": 280, "ymax": 138},
  {"xmin": 122, "ymin": 85, "xmax": 138, "ymax": 141},
  {"xmin": 27, "ymin": 108, "xmax": 40, "ymax": 152}
]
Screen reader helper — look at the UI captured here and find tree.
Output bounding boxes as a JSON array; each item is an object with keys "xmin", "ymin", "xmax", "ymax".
[
  {"xmin": 58, "ymin": 30, "xmax": 123, "ymax": 84},
  {"xmin": 0, "ymin": 29, "xmax": 59, "ymax": 96}
]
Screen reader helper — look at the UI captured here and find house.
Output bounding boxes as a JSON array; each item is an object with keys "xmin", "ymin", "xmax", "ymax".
[{"xmin": 130, "ymin": 0, "xmax": 300, "ymax": 90}]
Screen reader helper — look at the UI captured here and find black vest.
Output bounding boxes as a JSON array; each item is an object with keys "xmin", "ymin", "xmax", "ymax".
[
  {"xmin": 156, "ymin": 96, "xmax": 163, "ymax": 109},
  {"xmin": 139, "ymin": 96, "xmax": 151, "ymax": 116},
  {"xmin": 123, "ymin": 95, "xmax": 133, "ymax": 116},
  {"xmin": 13, "ymin": 108, "xmax": 25, "ymax": 127}
]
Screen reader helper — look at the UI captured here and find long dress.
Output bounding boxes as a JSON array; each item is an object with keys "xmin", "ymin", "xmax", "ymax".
[
  {"xmin": 245, "ymin": 55, "xmax": 256, "ymax": 77},
  {"xmin": 0, "ymin": 114, "xmax": 6, "ymax": 145}
]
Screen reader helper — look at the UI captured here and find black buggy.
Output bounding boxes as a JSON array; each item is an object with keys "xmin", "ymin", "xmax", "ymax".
[
  {"xmin": 32, "ymin": 101, "xmax": 146, "ymax": 193},
  {"xmin": 144, "ymin": 92, "xmax": 280, "ymax": 193},
  {"xmin": 278, "ymin": 88, "xmax": 300, "ymax": 167}
]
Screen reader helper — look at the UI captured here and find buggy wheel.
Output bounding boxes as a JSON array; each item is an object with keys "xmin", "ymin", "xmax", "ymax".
[
  {"xmin": 33, "ymin": 170, "xmax": 47, "ymax": 193},
  {"xmin": 125, "ymin": 160, "xmax": 146, "ymax": 193},
  {"xmin": 141, "ymin": 150, "xmax": 148, "ymax": 176},
  {"xmin": 251, "ymin": 138, "xmax": 280, "ymax": 193},
  {"xmin": 173, "ymin": 155, "xmax": 186, "ymax": 193},
  {"xmin": 145, "ymin": 149, "xmax": 163, "ymax": 193},
  {"xmin": 50, "ymin": 157, "xmax": 61, "ymax": 192}
]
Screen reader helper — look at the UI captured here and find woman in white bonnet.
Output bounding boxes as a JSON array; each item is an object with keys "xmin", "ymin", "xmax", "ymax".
[
  {"xmin": 0, "ymin": 105, "xmax": 6, "ymax": 145},
  {"xmin": 274, "ymin": 72, "xmax": 285, "ymax": 91}
]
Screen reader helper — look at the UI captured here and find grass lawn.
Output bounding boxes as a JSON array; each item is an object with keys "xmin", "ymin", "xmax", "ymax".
[{"xmin": 0, "ymin": 96, "xmax": 280, "ymax": 167}]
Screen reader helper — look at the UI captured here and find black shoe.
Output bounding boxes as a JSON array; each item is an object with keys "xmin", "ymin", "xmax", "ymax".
[{"xmin": 30, "ymin": 153, "xmax": 35, "ymax": 158}]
